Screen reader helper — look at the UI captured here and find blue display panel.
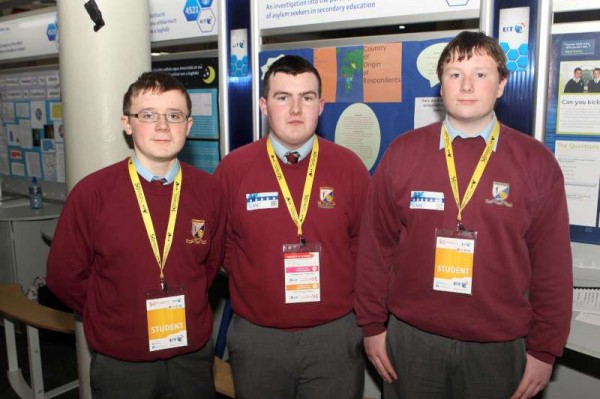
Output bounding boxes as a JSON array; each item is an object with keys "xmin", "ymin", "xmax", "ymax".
[
  {"xmin": 545, "ymin": 31, "xmax": 600, "ymax": 244},
  {"xmin": 179, "ymin": 139, "xmax": 220, "ymax": 174},
  {"xmin": 259, "ymin": 37, "xmax": 451, "ymax": 173},
  {"xmin": 153, "ymin": 57, "xmax": 220, "ymax": 173}
]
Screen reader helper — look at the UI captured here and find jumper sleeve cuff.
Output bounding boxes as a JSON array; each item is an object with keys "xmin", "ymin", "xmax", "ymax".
[
  {"xmin": 362, "ymin": 324, "xmax": 387, "ymax": 337},
  {"xmin": 527, "ymin": 350, "xmax": 556, "ymax": 365}
]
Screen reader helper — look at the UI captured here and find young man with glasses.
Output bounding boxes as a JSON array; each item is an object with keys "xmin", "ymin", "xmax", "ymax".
[{"xmin": 47, "ymin": 71, "xmax": 225, "ymax": 398}]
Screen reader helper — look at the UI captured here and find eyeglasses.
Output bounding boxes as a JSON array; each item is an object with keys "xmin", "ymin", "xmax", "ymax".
[{"xmin": 127, "ymin": 110, "xmax": 189, "ymax": 123}]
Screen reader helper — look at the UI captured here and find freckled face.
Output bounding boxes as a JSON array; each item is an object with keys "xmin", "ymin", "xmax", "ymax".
[{"xmin": 260, "ymin": 72, "xmax": 324, "ymax": 150}]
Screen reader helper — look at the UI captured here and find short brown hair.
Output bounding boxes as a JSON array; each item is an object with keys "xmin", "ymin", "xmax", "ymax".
[
  {"xmin": 122, "ymin": 71, "xmax": 191, "ymax": 115},
  {"xmin": 436, "ymin": 31, "xmax": 509, "ymax": 81}
]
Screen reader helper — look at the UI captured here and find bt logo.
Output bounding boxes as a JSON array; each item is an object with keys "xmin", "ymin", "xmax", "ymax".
[{"xmin": 502, "ymin": 22, "xmax": 526, "ymax": 33}]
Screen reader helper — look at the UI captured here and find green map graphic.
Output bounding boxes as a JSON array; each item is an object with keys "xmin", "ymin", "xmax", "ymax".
[{"xmin": 336, "ymin": 46, "xmax": 363, "ymax": 103}]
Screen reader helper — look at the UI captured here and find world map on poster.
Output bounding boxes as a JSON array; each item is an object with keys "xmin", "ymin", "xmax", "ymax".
[
  {"xmin": 262, "ymin": 43, "xmax": 404, "ymax": 104},
  {"xmin": 336, "ymin": 47, "xmax": 364, "ymax": 103}
]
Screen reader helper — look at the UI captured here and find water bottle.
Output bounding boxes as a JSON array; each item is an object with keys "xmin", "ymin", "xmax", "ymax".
[{"xmin": 29, "ymin": 177, "xmax": 43, "ymax": 209}]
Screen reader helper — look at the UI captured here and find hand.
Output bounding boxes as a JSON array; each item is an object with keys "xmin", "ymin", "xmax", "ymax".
[
  {"xmin": 510, "ymin": 354, "xmax": 553, "ymax": 399},
  {"xmin": 364, "ymin": 331, "xmax": 398, "ymax": 383}
]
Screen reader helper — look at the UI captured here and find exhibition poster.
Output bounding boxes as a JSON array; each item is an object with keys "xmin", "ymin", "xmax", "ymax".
[
  {"xmin": 153, "ymin": 57, "xmax": 220, "ymax": 173},
  {"xmin": 0, "ymin": 70, "xmax": 64, "ymax": 182},
  {"xmin": 259, "ymin": 37, "xmax": 451, "ymax": 172},
  {"xmin": 546, "ymin": 31, "xmax": 600, "ymax": 244}
]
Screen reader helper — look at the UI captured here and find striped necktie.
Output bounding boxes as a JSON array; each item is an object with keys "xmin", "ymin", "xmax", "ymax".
[{"xmin": 284, "ymin": 151, "xmax": 300, "ymax": 164}]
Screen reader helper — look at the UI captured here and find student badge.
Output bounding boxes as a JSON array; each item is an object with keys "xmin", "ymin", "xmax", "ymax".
[
  {"xmin": 433, "ymin": 228, "xmax": 476, "ymax": 295},
  {"xmin": 283, "ymin": 242, "xmax": 322, "ymax": 303},
  {"xmin": 146, "ymin": 288, "xmax": 188, "ymax": 351}
]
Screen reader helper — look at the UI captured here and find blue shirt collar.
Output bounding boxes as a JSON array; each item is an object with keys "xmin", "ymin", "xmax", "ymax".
[
  {"xmin": 133, "ymin": 156, "xmax": 180, "ymax": 185},
  {"xmin": 268, "ymin": 133, "xmax": 316, "ymax": 164},
  {"xmin": 439, "ymin": 114, "xmax": 499, "ymax": 152}
]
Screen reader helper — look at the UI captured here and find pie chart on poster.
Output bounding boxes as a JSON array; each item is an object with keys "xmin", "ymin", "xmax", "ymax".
[{"xmin": 334, "ymin": 103, "xmax": 381, "ymax": 171}]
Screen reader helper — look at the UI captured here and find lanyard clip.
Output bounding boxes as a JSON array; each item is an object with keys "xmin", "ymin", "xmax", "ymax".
[
  {"xmin": 160, "ymin": 278, "xmax": 168, "ymax": 293},
  {"xmin": 457, "ymin": 220, "xmax": 465, "ymax": 231},
  {"xmin": 299, "ymin": 234, "xmax": 306, "ymax": 247}
]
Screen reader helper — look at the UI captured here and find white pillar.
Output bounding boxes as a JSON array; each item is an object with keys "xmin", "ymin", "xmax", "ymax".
[
  {"xmin": 57, "ymin": 2, "xmax": 151, "ymax": 397},
  {"xmin": 58, "ymin": 0, "xmax": 151, "ymax": 190}
]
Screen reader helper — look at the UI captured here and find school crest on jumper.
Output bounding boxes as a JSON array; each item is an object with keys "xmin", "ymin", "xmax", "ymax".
[
  {"xmin": 318, "ymin": 187, "xmax": 335, "ymax": 209},
  {"xmin": 485, "ymin": 181, "xmax": 513, "ymax": 208},
  {"xmin": 186, "ymin": 219, "xmax": 207, "ymax": 244}
]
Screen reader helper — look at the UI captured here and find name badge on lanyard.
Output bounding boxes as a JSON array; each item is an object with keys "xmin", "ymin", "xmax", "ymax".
[
  {"xmin": 146, "ymin": 287, "xmax": 188, "ymax": 351},
  {"xmin": 433, "ymin": 122, "xmax": 497, "ymax": 296},
  {"xmin": 433, "ymin": 228, "xmax": 476, "ymax": 295},
  {"xmin": 283, "ymin": 242, "xmax": 321, "ymax": 304},
  {"xmin": 266, "ymin": 138, "xmax": 322, "ymax": 304}
]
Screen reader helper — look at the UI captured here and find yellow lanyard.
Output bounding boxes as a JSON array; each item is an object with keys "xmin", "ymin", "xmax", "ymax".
[
  {"xmin": 443, "ymin": 121, "xmax": 499, "ymax": 228},
  {"xmin": 267, "ymin": 138, "xmax": 319, "ymax": 244},
  {"xmin": 128, "ymin": 157, "xmax": 182, "ymax": 291}
]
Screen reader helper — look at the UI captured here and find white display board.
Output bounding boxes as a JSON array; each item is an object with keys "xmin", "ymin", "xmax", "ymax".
[
  {"xmin": 0, "ymin": 0, "xmax": 219, "ymax": 62},
  {"xmin": 553, "ymin": 0, "xmax": 600, "ymax": 13},
  {"xmin": 258, "ymin": 0, "xmax": 479, "ymax": 30},
  {"xmin": 150, "ymin": 0, "xmax": 218, "ymax": 43},
  {"xmin": 0, "ymin": 11, "xmax": 57, "ymax": 61}
]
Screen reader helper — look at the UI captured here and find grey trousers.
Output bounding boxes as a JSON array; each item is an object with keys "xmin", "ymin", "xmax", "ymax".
[
  {"xmin": 384, "ymin": 316, "xmax": 526, "ymax": 399},
  {"xmin": 90, "ymin": 340, "xmax": 216, "ymax": 399},
  {"xmin": 227, "ymin": 313, "xmax": 365, "ymax": 399}
]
